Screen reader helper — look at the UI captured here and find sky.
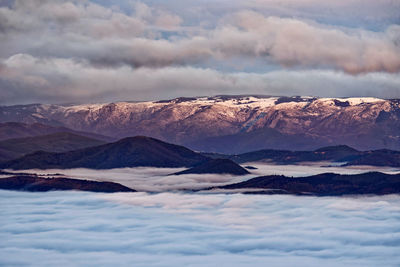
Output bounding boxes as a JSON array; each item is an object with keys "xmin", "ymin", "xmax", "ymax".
[
  {"xmin": 1, "ymin": 190, "xmax": 400, "ymax": 266},
  {"xmin": 0, "ymin": 0, "xmax": 399, "ymax": 104}
]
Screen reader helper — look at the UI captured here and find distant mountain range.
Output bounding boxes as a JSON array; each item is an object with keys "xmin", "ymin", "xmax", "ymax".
[
  {"xmin": 215, "ymin": 172, "xmax": 400, "ymax": 196},
  {"xmin": 1, "ymin": 95, "xmax": 399, "ymax": 153}
]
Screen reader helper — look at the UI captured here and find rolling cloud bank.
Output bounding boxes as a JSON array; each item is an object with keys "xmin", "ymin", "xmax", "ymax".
[
  {"xmin": 0, "ymin": 0, "xmax": 399, "ymax": 104},
  {"xmin": 18, "ymin": 163, "xmax": 400, "ymax": 192},
  {"xmin": 1, "ymin": 190, "xmax": 399, "ymax": 266}
]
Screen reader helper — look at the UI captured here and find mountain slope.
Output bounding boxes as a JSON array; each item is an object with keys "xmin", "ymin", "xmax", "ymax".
[
  {"xmin": 186, "ymin": 126, "xmax": 325, "ymax": 154},
  {"xmin": 0, "ymin": 136, "xmax": 208, "ymax": 170},
  {"xmin": 1, "ymin": 96, "xmax": 400, "ymax": 152},
  {"xmin": 0, "ymin": 122, "xmax": 113, "ymax": 141},
  {"xmin": 0, "ymin": 132, "xmax": 107, "ymax": 162}
]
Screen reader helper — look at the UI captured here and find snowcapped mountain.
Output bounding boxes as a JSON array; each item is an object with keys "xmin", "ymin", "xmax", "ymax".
[{"xmin": 1, "ymin": 95, "xmax": 399, "ymax": 153}]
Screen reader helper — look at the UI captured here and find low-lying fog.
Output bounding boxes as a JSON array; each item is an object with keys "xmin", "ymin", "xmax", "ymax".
[
  {"xmin": 8, "ymin": 162, "xmax": 400, "ymax": 192},
  {"xmin": 1, "ymin": 190, "xmax": 399, "ymax": 266}
]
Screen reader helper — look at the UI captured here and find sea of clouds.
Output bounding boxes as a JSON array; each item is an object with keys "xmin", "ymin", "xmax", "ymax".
[
  {"xmin": 14, "ymin": 162, "xmax": 400, "ymax": 192},
  {"xmin": 1, "ymin": 190, "xmax": 399, "ymax": 266},
  {"xmin": 2, "ymin": 164, "xmax": 400, "ymax": 266}
]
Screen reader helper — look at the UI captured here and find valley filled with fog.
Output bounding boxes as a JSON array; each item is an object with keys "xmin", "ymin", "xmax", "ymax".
[
  {"xmin": 11, "ymin": 162, "xmax": 400, "ymax": 192},
  {"xmin": 1, "ymin": 163, "xmax": 400, "ymax": 266},
  {"xmin": 1, "ymin": 190, "xmax": 399, "ymax": 266}
]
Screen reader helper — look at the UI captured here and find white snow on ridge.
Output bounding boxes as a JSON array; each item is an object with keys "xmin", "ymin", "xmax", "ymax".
[
  {"xmin": 319, "ymin": 97, "xmax": 384, "ymax": 106},
  {"xmin": 48, "ymin": 96, "xmax": 387, "ymax": 113},
  {"xmin": 345, "ymin": 97, "xmax": 384, "ymax": 105}
]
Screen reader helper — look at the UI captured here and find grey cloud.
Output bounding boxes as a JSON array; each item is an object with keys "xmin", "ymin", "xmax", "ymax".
[
  {"xmin": 0, "ymin": 1, "xmax": 399, "ymax": 104},
  {"xmin": 219, "ymin": 12, "xmax": 400, "ymax": 74},
  {"xmin": 16, "ymin": 163, "xmax": 400, "ymax": 192},
  {"xmin": 145, "ymin": 0, "xmax": 400, "ymax": 30},
  {"xmin": 1, "ymin": 54, "xmax": 399, "ymax": 105},
  {"xmin": 30, "ymin": 16, "xmax": 400, "ymax": 73},
  {"xmin": 1, "ymin": 189, "xmax": 400, "ymax": 266},
  {"xmin": 1, "ymin": 1, "xmax": 399, "ymax": 74}
]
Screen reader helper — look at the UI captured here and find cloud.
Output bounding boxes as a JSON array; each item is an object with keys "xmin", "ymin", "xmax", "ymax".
[
  {"xmin": 147, "ymin": 0, "xmax": 400, "ymax": 29},
  {"xmin": 1, "ymin": 54, "xmax": 400, "ymax": 105},
  {"xmin": 14, "ymin": 167, "xmax": 253, "ymax": 192},
  {"xmin": 14, "ymin": 163, "xmax": 400, "ymax": 192},
  {"xmin": 1, "ymin": 189, "xmax": 400, "ymax": 266},
  {"xmin": 0, "ymin": 0, "xmax": 399, "ymax": 104},
  {"xmin": 1, "ymin": 1, "xmax": 399, "ymax": 73},
  {"xmin": 226, "ymin": 12, "xmax": 400, "ymax": 74}
]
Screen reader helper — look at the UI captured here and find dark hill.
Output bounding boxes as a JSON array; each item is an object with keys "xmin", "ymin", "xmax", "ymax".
[
  {"xmin": 218, "ymin": 172, "xmax": 400, "ymax": 196},
  {"xmin": 0, "ymin": 132, "xmax": 106, "ymax": 162},
  {"xmin": 174, "ymin": 158, "xmax": 250, "ymax": 175},
  {"xmin": 0, "ymin": 175, "xmax": 135, "ymax": 193},
  {"xmin": 0, "ymin": 136, "xmax": 208, "ymax": 170}
]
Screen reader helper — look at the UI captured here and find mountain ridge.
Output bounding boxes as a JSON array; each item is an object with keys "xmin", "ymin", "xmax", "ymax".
[{"xmin": 1, "ymin": 96, "xmax": 399, "ymax": 153}]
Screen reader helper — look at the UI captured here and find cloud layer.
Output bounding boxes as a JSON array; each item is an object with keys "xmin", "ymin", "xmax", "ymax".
[
  {"xmin": 15, "ymin": 163, "xmax": 400, "ymax": 192},
  {"xmin": 0, "ymin": 0, "xmax": 399, "ymax": 104},
  {"xmin": 1, "ymin": 189, "xmax": 400, "ymax": 266},
  {"xmin": 1, "ymin": 54, "xmax": 400, "ymax": 105},
  {"xmin": 1, "ymin": 2, "xmax": 399, "ymax": 72}
]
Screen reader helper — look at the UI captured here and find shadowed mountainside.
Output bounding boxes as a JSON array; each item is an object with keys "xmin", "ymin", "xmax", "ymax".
[
  {"xmin": 0, "ymin": 132, "xmax": 107, "ymax": 162},
  {"xmin": 0, "ymin": 122, "xmax": 113, "ymax": 142},
  {"xmin": 186, "ymin": 126, "xmax": 326, "ymax": 154}
]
